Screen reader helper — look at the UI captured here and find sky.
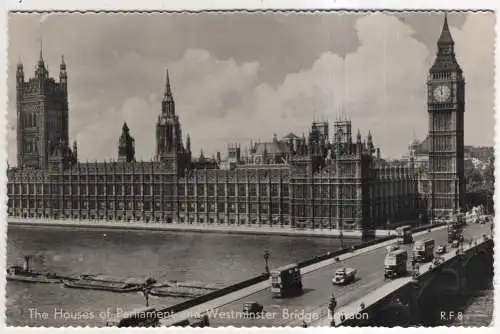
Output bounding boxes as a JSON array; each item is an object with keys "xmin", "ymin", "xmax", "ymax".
[{"xmin": 6, "ymin": 11, "xmax": 495, "ymax": 164}]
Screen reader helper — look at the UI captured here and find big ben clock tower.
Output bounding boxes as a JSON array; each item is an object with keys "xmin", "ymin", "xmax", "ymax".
[{"xmin": 427, "ymin": 14, "xmax": 465, "ymax": 219}]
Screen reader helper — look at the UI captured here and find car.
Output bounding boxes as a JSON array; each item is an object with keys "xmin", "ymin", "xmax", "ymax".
[
  {"xmin": 451, "ymin": 240, "xmax": 459, "ymax": 248},
  {"xmin": 189, "ymin": 314, "xmax": 209, "ymax": 327},
  {"xmin": 436, "ymin": 245, "xmax": 447, "ymax": 255},
  {"xmin": 243, "ymin": 302, "xmax": 263, "ymax": 316}
]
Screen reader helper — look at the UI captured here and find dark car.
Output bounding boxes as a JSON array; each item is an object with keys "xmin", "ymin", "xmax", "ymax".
[
  {"xmin": 243, "ymin": 302, "xmax": 263, "ymax": 316},
  {"xmin": 189, "ymin": 314, "xmax": 209, "ymax": 327}
]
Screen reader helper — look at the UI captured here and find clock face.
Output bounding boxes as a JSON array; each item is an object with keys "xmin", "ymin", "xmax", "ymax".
[{"xmin": 433, "ymin": 85, "xmax": 451, "ymax": 102}]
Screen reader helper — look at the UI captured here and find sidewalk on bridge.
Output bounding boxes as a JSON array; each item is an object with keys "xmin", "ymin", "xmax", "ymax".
[{"xmin": 8, "ymin": 217, "xmax": 399, "ymax": 238}]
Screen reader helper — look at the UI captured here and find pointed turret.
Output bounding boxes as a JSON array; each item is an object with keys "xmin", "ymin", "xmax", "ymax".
[
  {"xmin": 118, "ymin": 122, "xmax": 135, "ymax": 162},
  {"xmin": 356, "ymin": 129, "xmax": 362, "ymax": 143},
  {"xmin": 16, "ymin": 57, "xmax": 24, "ymax": 87},
  {"xmin": 164, "ymin": 69, "xmax": 173, "ymax": 100},
  {"xmin": 36, "ymin": 40, "xmax": 46, "ymax": 76},
  {"xmin": 59, "ymin": 55, "xmax": 68, "ymax": 88},
  {"xmin": 186, "ymin": 134, "xmax": 191, "ymax": 153},
  {"xmin": 437, "ymin": 13, "xmax": 454, "ymax": 45},
  {"xmin": 161, "ymin": 68, "xmax": 175, "ymax": 116}
]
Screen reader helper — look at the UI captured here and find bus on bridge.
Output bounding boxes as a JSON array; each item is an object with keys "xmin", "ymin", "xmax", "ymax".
[
  {"xmin": 396, "ymin": 225, "xmax": 413, "ymax": 244},
  {"xmin": 270, "ymin": 264, "xmax": 303, "ymax": 298}
]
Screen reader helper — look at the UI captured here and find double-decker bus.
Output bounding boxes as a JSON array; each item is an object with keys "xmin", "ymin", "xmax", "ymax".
[
  {"xmin": 270, "ymin": 264, "xmax": 303, "ymax": 298},
  {"xmin": 396, "ymin": 225, "xmax": 413, "ymax": 244}
]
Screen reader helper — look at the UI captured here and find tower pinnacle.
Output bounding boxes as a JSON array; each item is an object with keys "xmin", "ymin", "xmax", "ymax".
[
  {"xmin": 165, "ymin": 69, "xmax": 172, "ymax": 97},
  {"xmin": 438, "ymin": 12, "xmax": 454, "ymax": 45}
]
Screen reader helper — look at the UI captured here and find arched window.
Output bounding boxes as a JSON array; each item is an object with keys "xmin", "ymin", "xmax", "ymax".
[{"xmin": 32, "ymin": 113, "xmax": 36, "ymax": 127}]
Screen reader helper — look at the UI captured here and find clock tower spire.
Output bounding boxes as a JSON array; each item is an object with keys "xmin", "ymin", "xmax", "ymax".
[{"xmin": 427, "ymin": 13, "xmax": 465, "ymax": 220}]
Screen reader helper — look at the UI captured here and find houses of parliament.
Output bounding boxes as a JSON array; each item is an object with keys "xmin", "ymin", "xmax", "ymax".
[{"xmin": 7, "ymin": 16, "xmax": 465, "ymax": 237}]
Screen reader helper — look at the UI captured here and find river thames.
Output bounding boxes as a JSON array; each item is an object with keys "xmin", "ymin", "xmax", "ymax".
[{"xmin": 5, "ymin": 225, "xmax": 359, "ymax": 326}]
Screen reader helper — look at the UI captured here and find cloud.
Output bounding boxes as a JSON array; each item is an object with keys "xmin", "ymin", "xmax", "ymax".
[
  {"xmin": 183, "ymin": 13, "xmax": 431, "ymax": 158},
  {"xmin": 452, "ymin": 13, "xmax": 495, "ymax": 147}
]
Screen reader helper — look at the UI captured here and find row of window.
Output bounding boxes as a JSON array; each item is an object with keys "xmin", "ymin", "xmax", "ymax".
[
  {"xmin": 9, "ymin": 182, "xmax": 416, "ymax": 198},
  {"xmin": 8, "ymin": 183, "xmax": 291, "ymax": 197},
  {"xmin": 9, "ymin": 199, "xmax": 291, "ymax": 214},
  {"xmin": 25, "ymin": 171, "xmax": 287, "ymax": 182}
]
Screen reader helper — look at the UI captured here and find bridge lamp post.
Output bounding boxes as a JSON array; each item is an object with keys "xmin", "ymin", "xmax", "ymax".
[{"xmin": 264, "ymin": 250, "xmax": 270, "ymax": 274}]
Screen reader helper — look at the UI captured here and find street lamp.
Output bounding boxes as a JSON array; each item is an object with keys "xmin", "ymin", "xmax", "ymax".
[
  {"xmin": 339, "ymin": 229, "xmax": 344, "ymax": 250},
  {"xmin": 264, "ymin": 250, "xmax": 270, "ymax": 274}
]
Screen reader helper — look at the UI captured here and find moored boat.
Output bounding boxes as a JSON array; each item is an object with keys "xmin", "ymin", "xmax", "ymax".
[
  {"xmin": 148, "ymin": 285, "xmax": 209, "ymax": 298},
  {"xmin": 6, "ymin": 266, "xmax": 64, "ymax": 284},
  {"xmin": 63, "ymin": 278, "xmax": 142, "ymax": 293}
]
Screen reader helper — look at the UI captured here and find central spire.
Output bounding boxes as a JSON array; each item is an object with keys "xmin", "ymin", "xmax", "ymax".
[{"xmin": 164, "ymin": 69, "xmax": 172, "ymax": 97}]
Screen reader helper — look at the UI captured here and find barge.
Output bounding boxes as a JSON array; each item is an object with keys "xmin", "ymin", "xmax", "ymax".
[
  {"xmin": 7, "ymin": 266, "xmax": 64, "ymax": 284},
  {"xmin": 63, "ymin": 275, "xmax": 142, "ymax": 293},
  {"xmin": 6, "ymin": 256, "xmax": 74, "ymax": 284}
]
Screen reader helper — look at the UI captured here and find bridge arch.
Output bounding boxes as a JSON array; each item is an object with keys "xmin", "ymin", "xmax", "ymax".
[{"xmin": 464, "ymin": 249, "xmax": 493, "ymax": 291}]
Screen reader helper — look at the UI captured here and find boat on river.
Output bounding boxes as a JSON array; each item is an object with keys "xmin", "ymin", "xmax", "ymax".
[
  {"xmin": 63, "ymin": 274, "xmax": 142, "ymax": 293},
  {"xmin": 6, "ymin": 256, "xmax": 74, "ymax": 284},
  {"xmin": 7, "ymin": 266, "xmax": 65, "ymax": 284},
  {"xmin": 149, "ymin": 285, "xmax": 209, "ymax": 298}
]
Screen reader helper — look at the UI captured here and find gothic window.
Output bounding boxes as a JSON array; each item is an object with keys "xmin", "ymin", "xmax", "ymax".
[
  {"xmin": 209, "ymin": 203, "xmax": 216, "ymax": 212},
  {"xmin": 207, "ymin": 184, "xmax": 215, "ymax": 196},
  {"xmin": 227, "ymin": 184, "xmax": 235, "ymax": 196},
  {"xmin": 239, "ymin": 203, "xmax": 246, "ymax": 213},
  {"xmin": 238, "ymin": 184, "xmax": 246, "ymax": 196},
  {"xmin": 217, "ymin": 184, "xmax": 225, "ymax": 197},
  {"xmin": 154, "ymin": 184, "xmax": 161, "ymax": 196},
  {"xmin": 313, "ymin": 185, "xmax": 320, "ymax": 197},
  {"xmin": 250, "ymin": 203, "xmax": 258, "ymax": 214},
  {"xmin": 187, "ymin": 184, "xmax": 194, "ymax": 196},
  {"xmin": 217, "ymin": 202, "xmax": 225, "ymax": 213},
  {"xmin": 249, "ymin": 184, "xmax": 257, "ymax": 197},
  {"xmin": 270, "ymin": 184, "xmax": 279, "ymax": 197},
  {"xmin": 197, "ymin": 184, "xmax": 205, "ymax": 197},
  {"xmin": 282, "ymin": 185, "xmax": 289, "ymax": 197}
]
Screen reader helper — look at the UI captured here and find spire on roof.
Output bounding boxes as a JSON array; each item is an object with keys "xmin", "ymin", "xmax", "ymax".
[{"xmin": 165, "ymin": 69, "xmax": 172, "ymax": 97}]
